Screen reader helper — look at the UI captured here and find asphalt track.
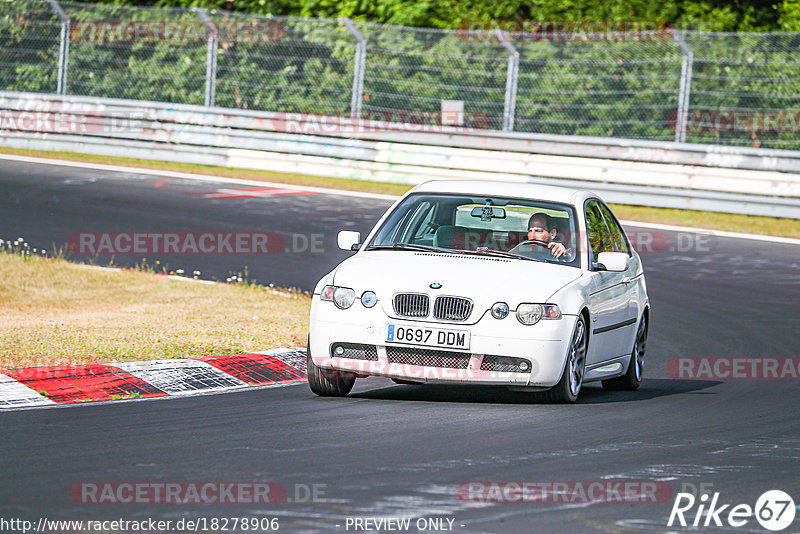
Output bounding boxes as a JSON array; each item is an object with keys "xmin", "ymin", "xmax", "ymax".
[
  {"xmin": 0, "ymin": 158, "xmax": 385, "ymax": 290},
  {"xmin": 1, "ymin": 159, "xmax": 800, "ymax": 533}
]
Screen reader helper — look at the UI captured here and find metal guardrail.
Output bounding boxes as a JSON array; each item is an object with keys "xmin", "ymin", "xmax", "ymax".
[{"xmin": 1, "ymin": 91, "xmax": 799, "ymax": 218}]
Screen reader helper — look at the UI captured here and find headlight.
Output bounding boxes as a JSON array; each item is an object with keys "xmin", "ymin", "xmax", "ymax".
[
  {"xmin": 361, "ymin": 291, "xmax": 377, "ymax": 308},
  {"xmin": 491, "ymin": 302, "xmax": 509, "ymax": 319},
  {"xmin": 516, "ymin": 303, "xmax": 562, "ymax": 325},
  {"xmin": 320, "ymin": 285, "xmax": 358, "ymax": 309},
  {"xmin": 516, "ymin": 304, "xmax": 543, "ymax": 325},
  {"xmin": 333, "ymin": 287, "xmax": 356, "ymax": 309}
]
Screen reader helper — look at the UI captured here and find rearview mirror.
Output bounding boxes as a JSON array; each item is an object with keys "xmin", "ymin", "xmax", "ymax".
[
  {"xmin": 337, "ymin": 230, "xmax": 361, "ymax": 251},
  {"xmin": 470, "ymin": 206, "xmax": 506, "ymax": 220},
  {"xmin": 596, "ymin": 251, "xmax": 629, "ymax": 272}
]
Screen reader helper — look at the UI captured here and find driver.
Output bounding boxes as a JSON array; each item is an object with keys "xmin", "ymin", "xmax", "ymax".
[{"xmin": 519, "ymin": 212, "xmax": 568, "ymax": 259}]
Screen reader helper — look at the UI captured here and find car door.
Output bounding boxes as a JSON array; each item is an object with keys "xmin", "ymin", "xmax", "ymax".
[
  {"xmin": 585, "ymin": 200, "xmax": 635, "ymax": 365},
  {"xmin": 597, "ymin": 201, "xmax": 642, "ymax": 355}
]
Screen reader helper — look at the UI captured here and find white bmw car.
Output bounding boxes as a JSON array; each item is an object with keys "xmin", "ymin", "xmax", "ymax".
[{"xmin": 307, "ymin": 180, "xmax": 649, "ymax": 403}]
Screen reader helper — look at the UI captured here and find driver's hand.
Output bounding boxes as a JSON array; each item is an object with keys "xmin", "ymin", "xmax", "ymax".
[{"xmin": 548, "ymin": 242, "xmax": 567, "ymax": 258}]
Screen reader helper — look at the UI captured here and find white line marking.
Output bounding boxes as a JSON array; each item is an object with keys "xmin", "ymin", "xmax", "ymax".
[
  {"xmin": 1, "ymin": 153, "xmax": 797, "ymax": 245},
  {"xmin": 0, "ymin": 153, "xmax": 397, "ymax": 200},
  {"xmin": 619, "ymin": 219, "xmax": 800, "ymax": 246}
]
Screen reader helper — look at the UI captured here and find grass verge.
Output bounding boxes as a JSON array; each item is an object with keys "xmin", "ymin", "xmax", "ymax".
[
  {"xmin": 0, "ymin": 249, "xmax": 310, "ymax": 370},
  {"xmin": 1, "ymin": 147, "xmax": 798, "ymax": 239}
]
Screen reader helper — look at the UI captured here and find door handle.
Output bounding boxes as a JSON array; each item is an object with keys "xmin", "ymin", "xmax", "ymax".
[{"xmin": 622, "ymin": 276, "xmax": 632, "ymax": 285}]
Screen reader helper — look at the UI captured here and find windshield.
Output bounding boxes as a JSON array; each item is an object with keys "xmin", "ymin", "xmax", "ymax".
[{"xmin": 366, "ymin": 193, "xmax": 580, "ymax": 267}]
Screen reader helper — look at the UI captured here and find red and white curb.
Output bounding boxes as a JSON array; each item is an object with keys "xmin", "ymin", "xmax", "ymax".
[{"xmin": 0, "ymin": 347, "xmax": 307, "ymax": 411}]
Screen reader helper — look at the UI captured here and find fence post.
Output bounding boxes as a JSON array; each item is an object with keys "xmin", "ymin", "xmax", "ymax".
[
  {"xmin": 340, "ymin": 18, "xmax": 366, "ymax": 120},
  {"xmin": 673, "ymin": 31, "xmax": 693, "ymax": 144},
  {"xmin": 44, "ymin": 0, "xmax": 69, "ymax": 95},
  {"xmin": 495, "ymin": 29, "xmax": 519, "ymax": 132},
  {"xmin": 195, "ymin": 8, "xmax": 218, "ymax": 107}
]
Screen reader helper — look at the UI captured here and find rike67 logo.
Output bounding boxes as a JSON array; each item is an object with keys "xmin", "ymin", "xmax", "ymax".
[{"xmin": 668, "ymin": 490, "xmax": 796, "ymax": 531}]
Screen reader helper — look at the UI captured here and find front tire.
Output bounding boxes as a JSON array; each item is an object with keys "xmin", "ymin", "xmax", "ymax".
[
  {"xmin": 539, "ymin": 315, "xmax": 587, "ymax": 404},
  {"xmin": 307, "ymin": 343, "xmax": 356, "ymax": 397},
  {"xmin": 602, "ymin": 315, "xmax": 647, "ymax": 391}
]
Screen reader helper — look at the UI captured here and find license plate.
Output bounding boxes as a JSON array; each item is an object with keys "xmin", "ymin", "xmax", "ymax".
[{"xmin": 386, "ymin": 324, "xmax": 470, "ymax": 350}]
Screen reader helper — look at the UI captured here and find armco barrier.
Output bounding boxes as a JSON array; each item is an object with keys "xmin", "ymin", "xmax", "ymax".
[{"xmin": 1, "ymin": 91, "xmax": 799, "ymax": 218}]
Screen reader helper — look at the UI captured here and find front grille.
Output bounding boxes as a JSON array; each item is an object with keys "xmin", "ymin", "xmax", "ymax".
[
  {"xmin": 433, "ymin": 296, "xmax": 473, "ymax": 321},
  {"xmin": 330, "ymin": 342, "xmax": 378, "ymax": 361},
  {"xmin": 480, "ymin": 355, "xmax": 531, "ymax": 373},
  {"xmin": 393, "ymin": 293, "xmax": 430, "ymax": 318},
  {"xmin": 386, "ymin": 346, "xmax": 470, "ymax": 369}
]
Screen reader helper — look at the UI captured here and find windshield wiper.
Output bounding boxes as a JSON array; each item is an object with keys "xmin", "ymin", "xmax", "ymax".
[
  {"xmin": 461, "ymin": 248, "xmax": 541, "ymax": 262},
  {"xmin": 366, "ymin": 243, "xmax": 547, "ymax": 261},
  {"xmin": 364, "ymin": 243, "xmax": 462, "ymax": 254}
]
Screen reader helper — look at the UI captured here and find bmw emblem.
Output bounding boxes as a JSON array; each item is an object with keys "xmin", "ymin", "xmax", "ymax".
[{"xmin": 429, "ymin": 282, "xmax": 442, "ymax": 289}]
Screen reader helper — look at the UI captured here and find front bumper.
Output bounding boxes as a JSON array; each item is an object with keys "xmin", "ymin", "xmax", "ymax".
[{"xmin": 309, "ymin": 298, "xmax": 575, "ymax": 387}]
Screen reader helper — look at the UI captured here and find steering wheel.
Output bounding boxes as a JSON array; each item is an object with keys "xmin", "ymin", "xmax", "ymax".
[
  {"xmin": 517, "ymin": 239, "xmax": 574, "ymax": 262},
  {"xmin": 518, "ymin": 239, "xmax": 551, "ymax": 248}
]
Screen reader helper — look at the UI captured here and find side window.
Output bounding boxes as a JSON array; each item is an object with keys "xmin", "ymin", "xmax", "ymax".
[
  {"xmin": 410, "ymin": 202, "xmax": 437, "ymax": 243},
  {"xmin": 401, "ymin": 201, "xmax": 433, "ymax": 243},
  {"xmin": 585, "ymin": 201, "xmax": 613, "ymax": 261},
  {"xmin": 598, "ymin": 203, "xmax": 630, "ymax": 255}
]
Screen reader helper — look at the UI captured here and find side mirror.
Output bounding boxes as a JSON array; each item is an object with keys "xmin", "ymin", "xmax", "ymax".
[
  {"xmin": 596, "ymin": 251, "xmax": 629, "ymax": 272},
  {"xmin": 337, "ymin": 230, "xmax": 361, "ymax": 251}
]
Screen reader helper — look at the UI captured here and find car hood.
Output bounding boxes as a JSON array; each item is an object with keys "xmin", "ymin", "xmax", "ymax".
[{"xmin": 333, "ymin": 250, "xmax": 581, "ymax": 315}]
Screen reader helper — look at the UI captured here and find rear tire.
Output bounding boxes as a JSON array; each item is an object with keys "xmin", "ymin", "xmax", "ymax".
[
  {"xmin": 538, "ymin": 315, "xmax": 587, "ymax": 404},
  {"xmin": 602, "ymin": 315, "xmax": 647, "ymax": 391},
  {"xmin": 307, "ymin": 343, "xmax": 356, "ymax": 397}
]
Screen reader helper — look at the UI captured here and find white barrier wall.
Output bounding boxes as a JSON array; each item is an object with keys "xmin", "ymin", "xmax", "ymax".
[{"xmin": 1, "ymin": 91, "xmax": 799, "ymax": 218}]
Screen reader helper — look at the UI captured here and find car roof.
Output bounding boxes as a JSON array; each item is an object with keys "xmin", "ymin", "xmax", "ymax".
[{"xmin": 409, "ymin": 180, "xmax": 598, "ymax": 207}]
